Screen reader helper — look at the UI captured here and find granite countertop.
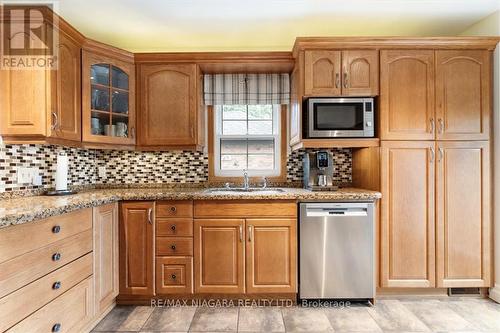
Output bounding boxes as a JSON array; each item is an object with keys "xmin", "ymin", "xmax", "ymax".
[{"xmin": 0, "ymin": 187, "xmax": 381, "ymax": 229}]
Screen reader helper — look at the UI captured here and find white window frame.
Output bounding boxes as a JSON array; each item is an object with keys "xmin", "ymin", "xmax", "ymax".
[{"xmin": 214, "ymin": 104, "xmax": 281, "ymax": 177}]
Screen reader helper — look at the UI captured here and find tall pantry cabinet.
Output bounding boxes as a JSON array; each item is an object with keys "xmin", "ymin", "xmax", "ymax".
[{"xmin": 380, "ymin": 49, "xmax": 492, "ymax": 288}]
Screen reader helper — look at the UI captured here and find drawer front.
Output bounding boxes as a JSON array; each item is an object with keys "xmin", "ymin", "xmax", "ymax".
[
  {"xmin": 156, "ymin": 257, "xmax": 193, "ymax": 294},
  {"xmin": 157, "ymin": 218, "xmax": 193, "ymax": 237},
  {"xmin": 156, "ymin": 237, "xmax": 193, "ymax": 256},
  {"xmin": 157, "ymin": 201, "xmax": 193, "ymax": 218},
  {"xmin": 194, "ymin": 200, "xmax": 297, "ymax": 218},
  {"xmin": 0, "ymin": 208, "xmax": 92, "ymax": 263},
  {"xmin": 0, "ymin": 229, "xmax": 92, "ymax": 298},
  {"xmin": 7, "ymin": 277, "xmax": 93, "ymax": 333},
  {"xmin": 0, "ymin": 253, "xmax": 93, "ymax": 332}
]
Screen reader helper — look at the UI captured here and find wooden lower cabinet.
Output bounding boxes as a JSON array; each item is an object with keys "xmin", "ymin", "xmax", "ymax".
[
  {"xmin": 119, "ymin": 202, "xmax": 155, "ymax": 296},
  {"xmin": 246, "ymin": 219, "xmax": 297, "ymax": 293},
  {"xmin": 436, "ymin": 141, "xmax": 491, "ymax": 287},
  {"xmin": 380, "ymin": 141, "xmax": 436, "ymax": 288},
  {"xmin": 93, "ymin": 203, "xmax": 119, "ymax": 315},
  {"xmin": 194, "ymin": 219, "xmax": 245, "ymax": 294}
]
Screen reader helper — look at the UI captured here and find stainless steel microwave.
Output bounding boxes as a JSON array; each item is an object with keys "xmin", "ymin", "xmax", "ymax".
[{"xmin": 305, "ymin": 98, "xmax": 374, "ymax": 138}]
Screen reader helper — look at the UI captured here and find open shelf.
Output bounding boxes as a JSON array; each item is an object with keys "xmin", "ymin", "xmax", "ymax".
[{"xmin": 291, "ymin": 138, "xmax": 380, "ymax": 151}]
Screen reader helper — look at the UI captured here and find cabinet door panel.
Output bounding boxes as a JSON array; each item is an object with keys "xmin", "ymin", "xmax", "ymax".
[
  {"xmin": 50, "ymin": 31, "xmax": 81, "ymax": 141},
  {"xmin": 436, "ymin": 50, "xmax": 490, "ymax": 140},
  {"xmin": 304, "ymin": 50, "xmax": 341, "ymax": 96},
  {"xmin": 246, "ymin": 219, "xmax": 297, "ymax": 293},
  {"xmin": 342, "ymin": 50, "xmax": 379, "ymax": 96},
  {"xmin": 194, "ymin": 219, "xmax": 245, "ymax": 293},
  {"xmin": 119, "ymin": 202, "xmax": 155, "ymax": 296},
  {"xmin": 381, "ymin": 141, "xmax": 435, "ymax": 287},
  {"xmin": 138, "ymin": 64, "xmax": 197, "ymax": 146},
  {"xmin": 380, "ymin": 50, "xmax": 435, "ymax": 140},
  {"xmin": 94, "ymin": 203, "xmax": 119, "ymax": 314},
  {"xmin": 436, "ymin": 141, "xmax": 490, "ymax": 287}
]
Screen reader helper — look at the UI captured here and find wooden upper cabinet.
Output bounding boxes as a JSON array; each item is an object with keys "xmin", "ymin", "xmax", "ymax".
[
  {"xmin": 304, "ymin": 50, "xmax": 341, "ymax": 96},
  {"xmin": 138, "ymin": 63, "xmax": 203, "ymax": 149},
  {"xmin": 341, "ymin": 50, "xmax": 379, "ymax": 96},
  {"xmin": 119, "ymin": 202, "xmax": 155, "ymax": 296},
  {"xmin": 49, "ymin": 30, "xmax": 81, "ymax": 142},
  {"xmin": 435, "ymin": 50, "xmax": 490, "ymax": 140},
  {"xmin": 380, "ymin": 50, "xmax": 435, "ymax": 140},
  {"xmin": 193, "ymin": 219, "xmax": 245, "ymax": 294},
  {"xmin": 82, "ymin": 50, "xmax": 136, "ymax": 146},
  {"xmin": 380, "ymin": 141, "xmax": 436, "ymax": 288},
  {"xmin": 436, "ymin": 141, "xmax": 491, "ymax": 287},
  {"xmin": 246, "ymin": 219, "xmax": 297, "ymax": 294},
  {"xmin": 93, "ymin": 203, "xmax": 119, "ymax": 315}
]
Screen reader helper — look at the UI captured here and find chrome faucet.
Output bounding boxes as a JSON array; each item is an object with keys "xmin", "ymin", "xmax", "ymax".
[{"xmin": 243, "ymin": 170, "xmax": 249, "ymax": 190}]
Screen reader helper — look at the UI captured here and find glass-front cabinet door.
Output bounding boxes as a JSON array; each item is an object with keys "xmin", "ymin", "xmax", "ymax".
[{"xmin": 82, "ymin": 50, "xmax": 135, "ymax": 145}]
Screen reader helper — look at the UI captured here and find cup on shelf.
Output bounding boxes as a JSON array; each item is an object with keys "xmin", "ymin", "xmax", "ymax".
[
  {"xmin": 115, "ymin": 122, "xmax": 128, "ymax": 137},
  {"xmin": 104, "ymin": 124, "xmax": 116, "ymax": 136},
  {"xmin": 91, "ymin": 117, "xmax": 101, "ymax": 135}
]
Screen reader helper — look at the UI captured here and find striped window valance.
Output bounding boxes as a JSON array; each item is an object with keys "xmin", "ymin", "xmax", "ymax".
[{"xmin": 203, "ymin": 73, "xmax": 290, "ymax": 105}]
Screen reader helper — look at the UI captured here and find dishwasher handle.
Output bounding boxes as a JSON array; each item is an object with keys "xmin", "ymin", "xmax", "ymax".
[{"xmin": 305, "ymin": 207, "xmax": 368, "ymax": 217}]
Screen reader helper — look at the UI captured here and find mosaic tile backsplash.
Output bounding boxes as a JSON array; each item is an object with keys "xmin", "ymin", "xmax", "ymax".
[{"xmin": 0, "ymin": 144, "xmax": 352, "ymax": 195}]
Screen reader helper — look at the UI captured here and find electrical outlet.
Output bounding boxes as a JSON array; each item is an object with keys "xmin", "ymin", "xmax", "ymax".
[
  {"xmin": 98, "ymin": 166, "xmax": 107, "ymax": 179},
  {"xmin": 17, "ymin": 168, "xmax": 33, "ymax": 184}
]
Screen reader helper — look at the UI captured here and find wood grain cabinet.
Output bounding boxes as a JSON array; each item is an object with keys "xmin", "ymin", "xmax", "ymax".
[
  {"xmin": 436, "ymin": 141, "xmax": 491, "ymax": 287},
  {"xmin": 82, "ymin": 50, "xmax": 136, "ymax": 146},
  {"xmin": 435, "ymin": 50, "xmax": 490, "ymax": 141},
  {"xmin": 119, "ymin": 202, "xmax": 155, "ymax": 296},
  {"xmin": 93, "ymin": 203, "xmax": 119, "ymax": 315},
  {"xmin": 380, "ymin": 50, "xmax": 435, "ymax": 140},
  {"xmin": 137, "ymin": 63, "xmax": 204, "ymax": 150},
  {"xmin": 304, "ymin": 50, "xmax": 378, "ymax": 96},
  {"xmin": 380, "ymin": 141, "xmax": 436, "ymax": 288},
  {"xmin": 0, "ymin": 21, "xmax": 83, "ymax": 144}
]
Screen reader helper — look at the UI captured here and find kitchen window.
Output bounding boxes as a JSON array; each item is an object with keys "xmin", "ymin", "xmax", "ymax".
[{"xmin": 214, "ymin": 104, "xmax": 281, "ymax": 177}]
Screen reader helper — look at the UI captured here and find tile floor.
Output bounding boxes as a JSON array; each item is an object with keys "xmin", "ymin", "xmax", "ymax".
[{"xmin": 92, "ymin": 297, "xmax": 500, "ymax": 333}]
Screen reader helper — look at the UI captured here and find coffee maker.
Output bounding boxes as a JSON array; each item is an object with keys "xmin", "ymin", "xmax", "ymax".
[{"xmin": 303, "ymin": 151, "xmax": 337, "ymax": 191}]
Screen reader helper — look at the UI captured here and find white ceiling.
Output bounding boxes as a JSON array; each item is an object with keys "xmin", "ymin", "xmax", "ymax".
[{"xmin": 56, "ymin": 0, "xmax": 500, "ymax": 52}]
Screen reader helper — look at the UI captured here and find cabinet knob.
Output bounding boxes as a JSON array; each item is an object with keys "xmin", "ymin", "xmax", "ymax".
[
  {"xmin": 52, "ymin": 281, "xmax": 62, "ymax": 290},
  {"xmin": 52, "ymin": 225, "xmax": 61, "ymax": 234},
  {"xmin": 170, "ymin": 206, "xmax": 177, "ymax": 213},
  {"xmin": 52, "ymin": 253, "xmax": 62, "ymax": 261},
  {"xmin": 52, "ymin": 323, "xmax": 61, "ymax": 332},
  {"xmin": 171, "ymin": 274, "xmax": 176, "ymax": 280},
  {"xmin": 171, "ymin": 245, "xmax": 176, "ymax": 250},
  {"xmin": 171, "ymin": 225, "xmax": 176, "ymax": 231}
]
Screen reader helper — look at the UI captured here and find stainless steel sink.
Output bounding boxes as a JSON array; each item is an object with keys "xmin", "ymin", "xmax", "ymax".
[{"xmin": 204, "ymin": 188, "xmax": 286, "ymax": 193}]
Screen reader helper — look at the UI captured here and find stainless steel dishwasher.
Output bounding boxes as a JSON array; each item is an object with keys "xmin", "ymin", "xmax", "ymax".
[{"xmin": 299, "ymin": 202, "xmax": 375, "ymax": 300}]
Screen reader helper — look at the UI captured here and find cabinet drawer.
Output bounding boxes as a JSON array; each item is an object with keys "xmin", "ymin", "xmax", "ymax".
[
  {"xmin": 0, "ymin": 229, "xmax": 92, "ymax": 298},
  {"xmin": 157, "ymin": 218, "xmax": 193, "ymax": 237},
  {"xmin": 157, "ymin": 201, "xmax": 193, "ymax": 218},
  {"xmin": 7, "ymin": 277, "xmax": 93, "ymax": 333},
  {"xmin": 156, "ymin": 237, "xmax": 193, "ymax": 256},
  {"xmin": 194, "ymin": 200, "xmax": 297, "ymax": 218},
  {"xmin": 156, "ymin": 257, "xmax": 193, "ymax": 294},
  {"xmin": 0, "ymin": 208, "xmax": 92, "ymax": 263},
  {"xmin": 0, "ymin": 253, "xmax": 92, "ymax": 332}
]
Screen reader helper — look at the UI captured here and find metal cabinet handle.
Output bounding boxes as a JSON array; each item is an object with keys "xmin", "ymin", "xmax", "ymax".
[
  {"xmin": 51, "ymin": 112, "xmax": 58, "ymax": 130},
  {"xmin": 430, "ymin": 118, "xmax": 435, "ymax": 134},
  {"xmin": 171, "ymin": 225, "xmax": 176, "ymax": 231},
  {"xmin": 131, "ymin": 126, "xmax": 135, "ymax": 139},
  {"xmin": 170, "ymin": 206, "xmax": 177, "ymax": 213},
  {"xmin": 239, "ymin": 225, "xmax": 243, "ymax": 242},
  {"xmin": 52, "ymin": 323, "xmax": 61, "ymax": 333},
  {"xmin": 343, "ymin": 67, "xmax": 349, "ymax": 88},
  {"xmin": 438, "ymin": 118, "xmax": 444, "ymax": 134},
  {"xmin": 171, "ymin": 274, "xmax": 176, "ymax": 280},
  {"xmin": 52, "ymin": 225, "xmax": 61, "ymax": 234},
  {"xmin": 335, "ymin": 73, "xmax": 340, "ymax": 88},
  {"xmin": 438, "ymin": 147, "xmax": 444, "ymax": 162},
  {"xmin": 52, "ymin": 281, "xmax": 61, "ymax": 290},
  {"xmin": 148, "ymin": 208, "xmax": 152, "ymax": 224},
  {"xmin": 171, "ymin": 244, "xmax": 176, "ymax": 250},
  {"xmin": 52, "ymin": 253, "xmax": 61, "ymax": 261},
  {"xmin": 248, "ymin": 226, "xmax": 252, "ymax": 242},
  {"xmin": 430, "ymin": 148, "xmax": 435, "ymax": 163}
]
